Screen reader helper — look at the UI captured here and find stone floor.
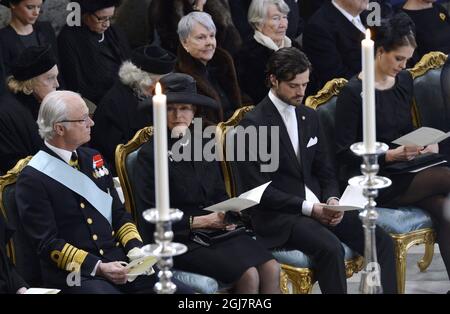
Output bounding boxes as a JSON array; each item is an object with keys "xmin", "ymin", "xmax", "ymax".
[{"xmin": 312, "ymin": 244, "xmax": 450, "ymax": 294}]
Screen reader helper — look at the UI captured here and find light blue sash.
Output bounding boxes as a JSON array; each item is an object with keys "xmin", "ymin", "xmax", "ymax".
[{"xmin": 28, "ymin": 150, "xmax": 112, "ymax": 225}]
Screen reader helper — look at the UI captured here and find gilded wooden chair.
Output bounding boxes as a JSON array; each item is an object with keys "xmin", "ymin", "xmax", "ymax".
[
  {"xmin": 115, "ymin": 126, "xmax": 220, "ymax": 294},
  {"xmin": 216, "ymin": 105, "xmax": 363, "ymax": 294},
  {"xmin": 306, "ymin": 77, "xmax": 436, "ymax": 294},
  {"xmin": 0, "ymin": 156, "xmax": 43, "ymax": 286}
]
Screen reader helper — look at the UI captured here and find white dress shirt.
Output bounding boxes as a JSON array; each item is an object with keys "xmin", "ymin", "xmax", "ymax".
[{"xmin": 332, "ymin": 0, "xmax": 366, "ymax": 34}]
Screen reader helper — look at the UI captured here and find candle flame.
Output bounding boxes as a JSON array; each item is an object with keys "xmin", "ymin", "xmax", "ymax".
[
  {"xmin": 365, "ymin": 29, "xmax": 371, "ymax": 40},
  {"xmin": 155, "ymin": 82, "xmax": 162, "ymax": 95}
]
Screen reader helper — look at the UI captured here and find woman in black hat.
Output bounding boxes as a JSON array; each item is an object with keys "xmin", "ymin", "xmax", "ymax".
[
  {"xmin": 134, "ymin": 73, "xmax": 281, "ymax": 294},
  {"xmin": 0, "ymin": 0, "xmax": 58, "ymax": 77},
  {"xmin": 57, "ymin": 0, "xmax": 131, "ymax": 105},
  {"xmin": 0, "ymin": 46, "xmax": 44, "ymax": 174},
  {"xmin": 91, "ymin": 45, "xmax": 177, "ymax": 174},
  {"xmin": 7, "ymin": 44, "xmax": 59, "ymax": 120}
]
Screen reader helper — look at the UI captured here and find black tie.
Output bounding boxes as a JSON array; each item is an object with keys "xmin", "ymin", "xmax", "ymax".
[{"xmin": 69, "ymin": 152, "xmax": 80, "ymax": 170}]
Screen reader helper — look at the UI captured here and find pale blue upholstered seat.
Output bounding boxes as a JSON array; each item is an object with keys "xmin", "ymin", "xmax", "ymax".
[{"xmin": 377, "ymin": 207, "xmax": 433, "ymax": 234}]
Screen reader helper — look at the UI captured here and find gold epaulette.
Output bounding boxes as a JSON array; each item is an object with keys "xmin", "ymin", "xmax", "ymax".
[
  {"xmin": 51, "ymin": 243, "xmax": 88, "ymax": 271},
  {"xmin": 116, "ymin": 222, "xmax": 142, "ymax": 247}
]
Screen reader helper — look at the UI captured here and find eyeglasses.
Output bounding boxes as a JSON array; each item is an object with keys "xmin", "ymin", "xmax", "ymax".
[
  {"xmin": 91, "ymin": 12, "xmax": 114, "ymax": 24},
  {"xmin": 58, "ymin": 116, "xmax": 91, "ymax": 124}
]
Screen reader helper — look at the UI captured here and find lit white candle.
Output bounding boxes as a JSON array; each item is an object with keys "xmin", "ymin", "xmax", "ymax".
[
  {"xmin": 362, "ymin": 29, "xmax": 376, "ymax": 153},
  {"xmin": 153, "ymin": 83, "xmax": 170, "ymax": 220}
]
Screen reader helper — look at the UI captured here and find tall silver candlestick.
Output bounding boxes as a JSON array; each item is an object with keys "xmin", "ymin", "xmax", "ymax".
[
  {"xmin": 141, "ymin": 208, "xmax": 187, "ymax": 294},
  {"xmin": 349, "ymin": 142, "xmax": 392, "ymax": 294}
]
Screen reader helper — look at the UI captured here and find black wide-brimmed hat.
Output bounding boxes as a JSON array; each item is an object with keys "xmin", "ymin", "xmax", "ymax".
[
  {"xmin": 79, "ymin": 0, "xmax": 121, "ymax": 13},
  {"xmin": 11, "ymin": 45, "xmax": 57, "ymax": 81},
  {"xmin": 131, "ymin": 45, "xmax": 176, "ymax": 75},
  {"xmin": 159, "ymin": 73, "xmax": 219, "ymax": 110},
  {"xmin": 0, "ymin": 0, "xmax": 46, "ymax": 8}
]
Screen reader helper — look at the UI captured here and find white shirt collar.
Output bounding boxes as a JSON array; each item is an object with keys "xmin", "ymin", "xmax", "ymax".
[
  {"xmin": 331, "ymin": 0, "xmax": 366, "ymax": 33},
  {"xmin": 269, "ymin": 89, "xmax": 295, "ymax": 117},
  {"xmin": 45, "ymin": 141, "xmax": 74, "ymax": 164}
]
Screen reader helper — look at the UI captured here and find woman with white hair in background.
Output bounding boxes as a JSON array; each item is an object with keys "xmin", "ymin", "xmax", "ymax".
[
  {"xmin": 91, "ymin": 45, "xmax": 176, "ymax": 174},
  {"xmin": 175, "ymin": 11, "xmax": 242, "ymax": 123},
  {"xmin": 236, "ymin": 0, "xmax": 297, "ymax": 104}
]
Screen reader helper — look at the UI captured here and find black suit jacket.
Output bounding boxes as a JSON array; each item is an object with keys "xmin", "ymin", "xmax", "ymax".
[
  {"xmin": 303, "ymin": 1, "xmax": 365, "ymax": 90},
  {"xmin": 15, "ymin": 146, "xmax": 142, "ymax": 288},
  {"xmin": 236, "ymin": 97, "xmax": 339, "ymax": 248}
]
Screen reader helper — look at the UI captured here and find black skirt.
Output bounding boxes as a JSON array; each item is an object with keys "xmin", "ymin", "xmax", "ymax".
[{"xmin": 174, "ymin": 234, "xmax": 273, "ymax": 284}]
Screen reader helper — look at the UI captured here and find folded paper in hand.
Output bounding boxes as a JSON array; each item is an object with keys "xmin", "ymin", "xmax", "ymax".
[
  {"xmin": 126, "ymin": 255, "xmax": 157, "ymax": 276},
  {"xmin": 24, "ymin": 288, "xmax": 60, "ymax": 294},
  {"xmin": 392, "ymin": 127, "xmax": 450, "ymax": 147},
  {"xmin": 323, "ymin": 185, "xmax": 365, "ymax": 212},
  {"xmin": 204, "ymin": 181, "xmax": 271, "ymax": 212}
]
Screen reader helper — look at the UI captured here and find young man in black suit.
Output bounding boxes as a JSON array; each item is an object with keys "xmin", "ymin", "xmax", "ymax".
[
  {"xmin": 235, "ymin": 47, "xmax": 397, "ymax": 293},
  {"xmin": 15, "ymin": 90, "xmax": 192, "ymax": 294}
]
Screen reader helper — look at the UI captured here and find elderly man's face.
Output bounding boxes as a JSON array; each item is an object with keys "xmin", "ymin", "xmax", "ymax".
[
  {"xmin": 84, "ymin": 6, "xmax": 115, "ymax": 34},
  {"xmin": 59, "ymin": 96, "xmax": 94, "ymax": 149},
  {"xmin": 182, "ymin": 22, "xmax": 216, "ymax": 65},
  {"xmin": 32, "ymin": 65, "xmax": 59, "ymax": 103},
  {"xmin": 341, "ymin": 0, "xmax": 369, "ymax": 15}
]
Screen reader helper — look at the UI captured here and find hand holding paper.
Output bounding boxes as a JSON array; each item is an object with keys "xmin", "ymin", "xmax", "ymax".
[
  {"xmin": 392, "ymin": 127, "xmax": 450, "ymax": 147},
  {"xmin": 323, "ymin": 185, "xmax": 366, "ymax": 212},
  {"xmin": 204, "ymin": 182, "xmax": 271, "ymax": 213}
]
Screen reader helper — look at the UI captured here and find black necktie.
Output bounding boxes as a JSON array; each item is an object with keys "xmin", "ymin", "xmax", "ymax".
[{"xmin": 69, "ymin": 152, "xmax": 80, "ymax": 170}]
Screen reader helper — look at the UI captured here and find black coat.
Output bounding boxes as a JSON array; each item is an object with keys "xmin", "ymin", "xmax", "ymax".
[
  {"xmin": 134, "ymin": 133, "xmax": 229, "ymax": 249},
  {"xmin": 303, "ymin": 1, "xmax": 365, "ymax": 91},
  {"xmin": 236, "ymin": 97, "xmax": 339, "ymax": 249},
  {"xmin": 91, "ymin": 81, "xmax": 153, "ymax": 173},
  {"xmin": 15, "ymin": 146, "xmax": 143, "ymax": 289},
  {"xmin": 0, "ymin": 93, "xmax": 43, "ymax": 174},
  {"xmin": 57, "ymin": 24, "xmax": 131, "ymax": 104},
  {"xmin": 0, "ymin": 22, "xmax": 58, "ymax": 77},
  {"xmin": 0, "ymin": 215, "xmax": 28, "ymax": 293}
]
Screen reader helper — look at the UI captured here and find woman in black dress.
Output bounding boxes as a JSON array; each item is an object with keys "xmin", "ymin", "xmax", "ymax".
[
  {"xmin": 134, "ymin": 73, "xmax": 280, "ymax": 293},
  {"xmin": 335, "ymin": 13, "xmax": 450, "ymax": 279},
  {"xmin": 0, "ymin": 0, "xmax": 58, "ymax": 76},
  {"xmin": 402, "ymin": 0, "xmax": 450, "ymax": 64}
]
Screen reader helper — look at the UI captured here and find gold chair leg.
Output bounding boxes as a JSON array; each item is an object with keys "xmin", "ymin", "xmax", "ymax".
[
  {"xmin": 418, "ymin": 235, "xmax": 435, "ymax": 272},
  {"xmin": 280, "ymin": 265, "xmax": 314, "ymax": 294},
  {"xmin": 393, "ymin": 239, "xmax": 407, "ymax": 294}
]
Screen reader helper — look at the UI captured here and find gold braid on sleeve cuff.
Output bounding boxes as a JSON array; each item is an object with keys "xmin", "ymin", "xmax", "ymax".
[
  {"xmin": 116, "ymin": 222, "xmax": 142, "ymax": 247},
  {"xmin": 51, "ymin": 243, "xmax": 88, "ymax": 272}
]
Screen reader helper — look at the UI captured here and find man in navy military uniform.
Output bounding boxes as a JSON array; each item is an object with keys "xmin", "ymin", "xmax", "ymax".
[{"xmin": 15, "ymin": 90, "xmax": 192, "ymax": 294}]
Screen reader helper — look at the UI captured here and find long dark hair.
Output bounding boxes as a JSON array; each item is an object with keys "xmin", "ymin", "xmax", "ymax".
[{"xmin": 371, "ymin": 12, "xmax": 417, "ymax": 53}]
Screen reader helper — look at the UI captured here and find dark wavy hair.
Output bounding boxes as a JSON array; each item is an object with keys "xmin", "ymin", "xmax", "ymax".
[
  {"xmin": 265, "ymin": 47, "xmax": 312, "ymax": 87},
  {"xmin": 371, "ymin": 12, "xmax": 417, "ymax": 53}
]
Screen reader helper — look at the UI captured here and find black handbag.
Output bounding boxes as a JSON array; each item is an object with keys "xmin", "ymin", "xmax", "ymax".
[
  {"xmin": 190, "ymin": 226, "xmax": 246, "ymax": 247},
  {"xmin": 384, "ymin": 153, "xmax": 447, "ymax": 174}
]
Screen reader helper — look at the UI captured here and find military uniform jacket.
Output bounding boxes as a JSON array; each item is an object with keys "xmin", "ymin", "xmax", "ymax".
[{"xmin": 15, "ymin": 146, "xmax": 142, "ymax": 287}]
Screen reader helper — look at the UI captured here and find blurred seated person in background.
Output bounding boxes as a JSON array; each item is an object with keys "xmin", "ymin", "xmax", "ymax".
[
  {"xmin": 0, "ymin": 213, "xmax": 28, "ymax": 294},
  {"xmin": 175, "ymin": 11, "xmax": 242, "ymax": 123},
  {"xmin": 0, "ymin": 46, "xmax": 58, "ymax": 173},
  {"xmin": 302, "ymin": 0, "xmax": 370, "ymax": 93},
  {"xmin": 91, "ymin": 45, "xmax": 176, "ymax": 175},
  {"xmin": 229, "ymin": 0, "xmax": 303, "ymax": 46},
  {"xmin": 134, "ymin": 73, "xmax": 281, "ymax": 294},
  {"xmin": 0, "ymin": 0, "xmax": 59, "ymax": 77},
  {"xmin": 402, "ymin": 0, "xmax": 450, "ymax": 64},
  {"xmin": 15, "ymin": 90, "xmax": 192, "ymax": 294},
  {"xmin": 236, "ymin": 0, "xmax": 296, "ymax": 105},
  {"xmin": 335, "ymin": 13, "xmax": 450, "ymax": 281},
  {"xmin": 7, "ymin": 45, "xmax": 59, "ymax": 120},
  {"xmin": 58, "ymin": 0, "xmax": 131, "ymax": 105},
  {"xmin": 148, "ymin": 0, "xmax": 242, "ymax": 57}
]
